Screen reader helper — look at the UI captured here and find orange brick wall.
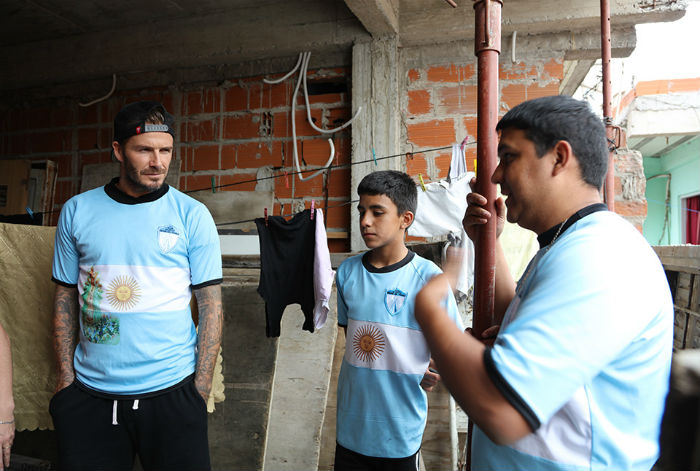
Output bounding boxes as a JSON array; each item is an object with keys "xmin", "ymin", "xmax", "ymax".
[
  {"xmin": 402, "ymin": 57, "xmax": 646, "ymax": 227},
  {"xmin": 0, "ymin": 68, "xmax": 352, "ymax": 251},
  {"xmin": 403, "ymin": 58, "xmax": 564, "ymax": 182}
]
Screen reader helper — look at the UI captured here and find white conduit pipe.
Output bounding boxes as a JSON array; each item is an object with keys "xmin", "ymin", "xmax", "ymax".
[
  {"xmin": 265, "ymin": 52, "xmax": 361, "ymax": 181},
  {"xmin": 290, "ymin": 52, "xmax": 335, "ymax": 181},
  {"xmin": 301, "ymin": 53, "xmax": 362, "ymax": 134},
  {"xmin": 79, "ymin": 74, "xmax": 117, "ymax": 107},
  {"xmin": 263, "ymin": 53, "xmax": 304, "ymax": 85}
]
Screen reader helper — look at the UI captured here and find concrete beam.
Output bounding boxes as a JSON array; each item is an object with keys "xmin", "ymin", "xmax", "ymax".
[
  {"xmin": 399, "ymin": 0, "xmax": 686, "ymax": 46},
  {"xmin": 0, "ymin": 50, "xmax": 352, "ymax": 107},
  {"xmin": 350, "ymin": 36, "xmax": 401, "ymax": 251},
  {"xmin": 0, "ymin": 1, "xmax": 367, "ymax": 91},
  {"xmin": 626, "ymin": 108, "xmax": 700, "ymax": 138},
  {"xmin": 344, "ymin": 0, "xmax": 399, "ymax": 36},
  {"xmin": 401, "ymin": 27, "xmax": 637, "ymax": 71},
  {"xmin": 560, "ymin": 59, "xmax": 596, "ymax": 96}
]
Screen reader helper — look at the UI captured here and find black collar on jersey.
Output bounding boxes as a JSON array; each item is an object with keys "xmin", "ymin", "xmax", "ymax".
[
  {"xmin": 104, "ymin": 177, "xmax": 170, "ymax": 205},
  {"xmin": 362, "ymin": 250, "xmax": 415, "ymax": 273},
  {"xmin": 537, "ymin": 203, "xmax": 608, "ymax": 248}
]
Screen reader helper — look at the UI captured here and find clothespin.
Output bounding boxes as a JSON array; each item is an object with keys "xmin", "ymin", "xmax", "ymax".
[
  {"xmin": 25, "ymin": 207, "xmax": 34, "ymax": 219},
  {"xmin": 418, "ymin": 174, "xmax": 427, "ymax": 192},
  {"xmin": 406, "ymin": 152, "xmax": 413, "ymax": 160},
  {"xmin": 264, "ymin": 208, "xmax": 268, "ymax": 226},
  {"xmin": 310, "ymin": 200, "xmax": 315, "ymax": 220},
  {"xmin": 284, "ymin": 171, "xmax": 289, "ymax": 189},
  {"xmin": 372, "ymin": 148, "xmax": 377, "ymax": 166},
  {"xmin": 211, "ymin": 177, "xmax": 216, "ymax": 193},
  {"xmin": 474, "ymin": 159, "xmax": 477, "ymax": 174},
  {"xmin": 460, "ymin": 136, "xmax": 469, "ymax": 152}
]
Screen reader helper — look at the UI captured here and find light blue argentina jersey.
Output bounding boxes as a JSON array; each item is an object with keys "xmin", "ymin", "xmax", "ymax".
[
  {"xmin": 336, "ymin": 251, "xmax": 463, "ymax": 458},
  {"xmin": 473, "ymin": 211, "xmax": 673, "ymax": 471},
  {"xmin": 52, "ymin": 181, "xmax": 222, "ymax": 395}
]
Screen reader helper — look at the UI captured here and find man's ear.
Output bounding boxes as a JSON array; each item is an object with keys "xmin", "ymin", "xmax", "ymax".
[
  {"xmin": 112, "ymin": 141, "xmax": 124, "ymax": 163},
  {"xmin": 401, "ymin": 210, "xmax": 415, "ymax": 229},
  {"xmin": 551, "ymin": 140, "xmax": 574, "ymax": 176}
]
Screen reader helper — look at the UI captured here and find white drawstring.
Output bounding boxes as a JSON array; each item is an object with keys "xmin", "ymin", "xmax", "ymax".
[
  {"xmin": 132, "ymin": 399, "xmax": 139, "ymax": 410},
  {"xmin": 112, "ymin": 400, "xmax": 118, "ymax": 425}
]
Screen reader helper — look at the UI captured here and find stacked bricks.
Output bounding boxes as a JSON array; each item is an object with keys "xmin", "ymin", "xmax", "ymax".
[
  {"xmin": 402, "ymin": 58, "xmax": 563, "ymax": 183},
  {"xmin": 0, "ymin": 68, "xmax": 352, "ymax": 251},
  {"xmin": 614, "ymin": 147, "xmax": 647, "ymax": 231}
]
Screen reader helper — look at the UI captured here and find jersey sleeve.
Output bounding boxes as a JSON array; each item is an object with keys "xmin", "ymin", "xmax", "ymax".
[
  {"xmin": 187, "ymin": 203, "xmax": 223, "ymax": 288},
  {"xmin": 52, "ymin": 199, "xmax": 79, "ymax": 287},
  {"xmin": 485, "ymin": 230, "xmax": 667, "ymax": 430},
  {"xmin": 336, "ymin": 261, "xmax": 348, "ymax": 327}
]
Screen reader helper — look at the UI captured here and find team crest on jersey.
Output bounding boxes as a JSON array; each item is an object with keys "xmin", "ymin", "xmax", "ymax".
[
  {"xmin": 157, "ymin": 225, "xmax": 180, "ymax": 254},
  {"xmin": 384, "ymin": 288, "xmax": 407, "ymax": 315}
]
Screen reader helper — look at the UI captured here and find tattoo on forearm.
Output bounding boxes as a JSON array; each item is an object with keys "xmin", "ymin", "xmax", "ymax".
[
  {"xmin": 193, "ymin": 284, "xmax": 223, "ymax": 399},
  {"xmin": 53, "ymin": 286, "xmax": 79, "ymax": 385}
]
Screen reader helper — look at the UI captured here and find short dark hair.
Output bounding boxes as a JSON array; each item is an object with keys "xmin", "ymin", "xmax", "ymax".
[
  {"xmin": 496, "ymin": 95, "xmax": 608, "ymax": 189},
  {"xmin": 358, "ymin": 170, "xmax": 417, "ymax": 215}
]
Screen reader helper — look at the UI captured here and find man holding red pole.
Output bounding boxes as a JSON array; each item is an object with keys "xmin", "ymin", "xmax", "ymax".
[{"xmin": 415, "ymin": 95, "xmax": 673, "ymax": 470}]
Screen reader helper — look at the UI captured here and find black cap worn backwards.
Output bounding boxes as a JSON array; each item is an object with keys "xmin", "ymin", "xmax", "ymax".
[{"xmin": 113, "ymin": 101, "xmax": 175, "ymax": 143}]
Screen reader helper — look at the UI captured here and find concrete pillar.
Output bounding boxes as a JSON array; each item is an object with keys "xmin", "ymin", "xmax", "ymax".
[{"xmin": 350, "ymin": 35, "xmax": 401, "ymax": 251}]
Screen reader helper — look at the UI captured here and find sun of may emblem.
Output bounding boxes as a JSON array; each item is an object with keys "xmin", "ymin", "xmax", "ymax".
[
  {"xmin": 352, "ymin": 325, "xmax": 386, "ymax": 362},
  {"xmin": 106, "ymin": 275, "xmax": 141, "ymax": 311}
]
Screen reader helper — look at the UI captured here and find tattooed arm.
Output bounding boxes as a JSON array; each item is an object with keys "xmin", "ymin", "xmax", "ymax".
[
  {"xmin": 53, "ymin": 285, "xmax": 79, "ymax": 392},
  {"xmin": 193, "ymin": 284, "xmax": 223, "ymax": 402}
]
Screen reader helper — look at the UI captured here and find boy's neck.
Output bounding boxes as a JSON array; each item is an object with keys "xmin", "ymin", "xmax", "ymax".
[{"xmin": 366, "ymin": 242, "xmax": 409, "ymax": 269}]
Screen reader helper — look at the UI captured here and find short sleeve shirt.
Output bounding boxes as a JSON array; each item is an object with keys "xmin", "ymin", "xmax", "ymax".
[
  {"xmin": 336, "ymin": 251, "xmax": 463, "ymax": 458},
  {"xmin": 473, "ymin": 211, "xmax": 673, "ymax": 470},
  {"xmin": 52, "ymin": 181, "xmax": 222, "ymax": 395}
]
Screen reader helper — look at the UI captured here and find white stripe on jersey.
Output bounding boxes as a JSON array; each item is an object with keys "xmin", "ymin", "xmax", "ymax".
[
  {"xmin": 78, "ymin": 264, "xmax": 192, "ymax": 313},
  {"xmin": 344, "ymin": 319, "xmax": 429, "ymax": 375},
  {"xmin": 510, "ymin": 386, "xmax": 592, "ymax": 466}
]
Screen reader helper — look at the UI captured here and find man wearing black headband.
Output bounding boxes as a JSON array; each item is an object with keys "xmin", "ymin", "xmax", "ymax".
[{"xmin": 50, "ymin": 101, "xmax": 222, "ymax": 470}]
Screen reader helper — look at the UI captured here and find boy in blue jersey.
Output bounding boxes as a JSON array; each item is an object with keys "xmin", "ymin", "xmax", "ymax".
[
  {"xmin": 334, "ymin": 170, "xmax": 463, "ymax": 471},
  {"xmin": 50, "ymin": 101, "xmax": 222, "ymax": 470},
  {"xmin": 415, "ymin": 96, "xmax": 673, "ymax": 470}
]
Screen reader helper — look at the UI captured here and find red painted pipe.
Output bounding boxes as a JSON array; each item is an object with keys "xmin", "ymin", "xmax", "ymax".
[
  {"xmin": 600, "ymin": 0, "xmax": 615, "ymax": 210},
  {"xmin": 467, "ymin": 3, "xmax": 501, "ymax": 469},
  {"xmin": 472, "ymin": 0, "xmax": 501, "ymax": 338}
]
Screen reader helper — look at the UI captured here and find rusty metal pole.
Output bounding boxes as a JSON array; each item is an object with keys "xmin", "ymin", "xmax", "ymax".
[
  {"xmin": 472, "ymin": 0, "xmax": 501, "ymax": 338},
  {"xmin": 467, "ymin": 2, "xmax": 501, "ymax": 470},
  {"xmin": 600, "ymin": 0, "xmax": 615, "ymax": 210}
]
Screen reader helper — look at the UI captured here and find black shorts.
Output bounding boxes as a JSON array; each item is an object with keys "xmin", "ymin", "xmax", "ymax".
[
  {"xmin": 49, "ymin": 378, "xmax": 210, "ymax": 471},
  {"xmin": 334, "ymin": 442, "xmax": 420, "ymax": 471}
]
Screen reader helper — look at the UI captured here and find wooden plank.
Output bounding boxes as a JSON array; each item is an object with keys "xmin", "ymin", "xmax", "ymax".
[
  {"xmin": 0, "ymin": 160, "xmax": 30, "ymax": 216},
  {"xmin": 326, "ymin": 232, "xmax": 348, "ymax": 239},
  {"xmin": 674, "ymin": 310, "xmax": 688, "ymax": 349}
]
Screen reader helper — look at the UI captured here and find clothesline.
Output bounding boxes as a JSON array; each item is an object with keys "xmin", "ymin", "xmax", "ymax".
[
  {"xmin": 215, "ymin": 199, "xmax": 358, "ymax": 227},
  {"xmin": 3, "ymin": 144, "xmax": 462, "ymax": 219},
  {"xmin": 183, "ymin": 144, "xmax": 461, "ymax": 194}
]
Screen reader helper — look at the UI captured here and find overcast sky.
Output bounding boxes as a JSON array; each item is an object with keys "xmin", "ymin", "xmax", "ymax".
[
  {"xmin": 625, "ymin": 0, "xmax": 700, "ymax": 83},
  {"xmin": 574, "ymin": 0, "xmax": 700, "ymax": 114}
]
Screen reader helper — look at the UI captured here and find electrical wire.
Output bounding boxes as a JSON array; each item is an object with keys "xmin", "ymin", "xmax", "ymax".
[
  {"xmin": 262, "ymin": 53, "xmax": 304, "ymax": 85},
  {"xmin": 78, "ymin": 74, "xmax": 117, "ymax": 107},
  {"xmin": 8, "ymin": 144, "xmax": 456, "ymax": 219},
  {"xmin": 215, "ymin": 198, "xmax": 358, "ymax": 227}
]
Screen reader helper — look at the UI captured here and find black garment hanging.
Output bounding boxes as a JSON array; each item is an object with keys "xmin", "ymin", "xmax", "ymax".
[{"xmin": 255, "ymin": 209, "xmax": 316, "ymax": 337}]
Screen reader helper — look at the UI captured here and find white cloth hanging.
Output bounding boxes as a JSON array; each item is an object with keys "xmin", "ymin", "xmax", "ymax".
[
  {"xmin": 313, "ymin": 208, "xmax": 335, "ymax": 329},
  {"xmin": 449, "ymin": 143, "xmax": 468, "ymax": 181},
  {"xmin": 409, "ymin": 172, "xmax": 475, "ymax": 298}
]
